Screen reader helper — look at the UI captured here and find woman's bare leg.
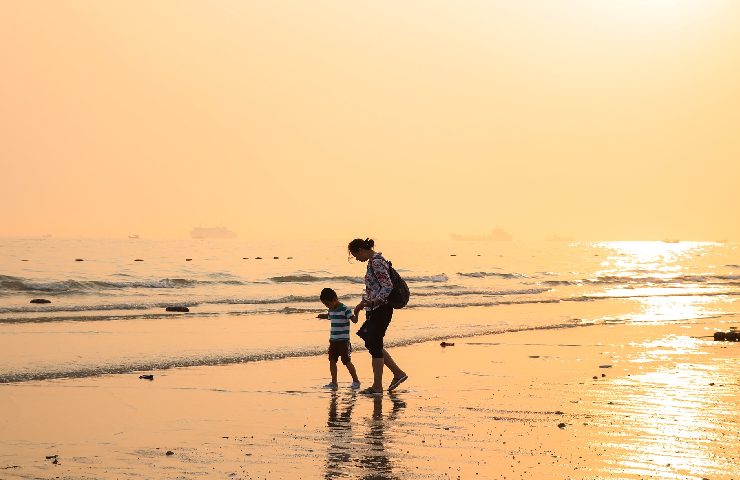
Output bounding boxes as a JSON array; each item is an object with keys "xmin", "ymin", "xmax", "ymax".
[{"xmin": 382, "ymin": 349, "xmax": 405, "ymax": 378}]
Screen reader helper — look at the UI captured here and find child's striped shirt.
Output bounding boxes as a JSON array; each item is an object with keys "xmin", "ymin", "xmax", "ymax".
[{"xmin": 327, "ymin": 303, "xmax": 353, "ymax": 341}]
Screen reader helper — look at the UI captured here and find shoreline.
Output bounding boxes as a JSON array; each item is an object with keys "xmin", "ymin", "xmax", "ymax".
[{"xmin": 1, "ymin": 317, "xmax": 739, "ymax": 479}]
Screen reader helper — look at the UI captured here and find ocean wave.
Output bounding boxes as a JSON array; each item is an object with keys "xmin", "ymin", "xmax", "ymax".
[
  {"xmin": 457, "ymin": 271, "xmax": 528, "ymax": 279},
  {"xmin": 0, "ymin": 302, "xmax": 187, "ymax": 315},
  {"xmin": 565, "ymin": 290, "xmax": 740, "ymax": 302},
  {"xmin": 588, "ymin": 274, "xmax": 740, "ymax": 285},
  {"xmin": 0, "ymin": 322, "xmax": 583, "ymax": 384},
  {"xmin": 0, "ymin": 274, "xmax": 244, "ymax": 294},
  {"xmin": 268, "ymin": 274, "xmax": 363, "ymax": 283},
  {"xmin": 0, "ymin": 294, "xmax": 340, "ymax": 315},
  {"xmin": 412, "ymin": 288, "xmax": 550, "ymax": 297},
  {"xmin": 268, "ymin": 273, "xmax": 449, "ymax": 283},
  {"xmin": 541, "ymin": 280, "xmax": 582, "ymax": 286}
]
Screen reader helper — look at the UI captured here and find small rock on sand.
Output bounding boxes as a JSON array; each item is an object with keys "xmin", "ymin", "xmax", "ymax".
[
  {"xmin": 166, "ymin": 450, "xmax": 174, "ymax": 456},
  {"xmin": 139, "ymin": 374, "xmax": 154, "ymax": 380},
  {"xmin": 166, "ymin": 306, "xmax": 189, "ymax": 312},
  {"xmin": 30, "ymin": 299, "xmax": 51, "ymax": 304},
  {"xmin": 557, "ymin": 423, "xmax": 566, "ymax": 429},
  {"xmin": 75, "ymin": 258, "xmax": 84, "ymax": 262}
]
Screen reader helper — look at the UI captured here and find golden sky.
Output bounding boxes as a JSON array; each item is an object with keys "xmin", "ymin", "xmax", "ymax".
[{"xmin": 1, "ymin": 1, "xmax": 738, "ymax": 241}]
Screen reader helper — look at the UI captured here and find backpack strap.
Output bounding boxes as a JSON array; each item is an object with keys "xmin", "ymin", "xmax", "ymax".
[{"xmin": 368, "ymin": 256, "xmax": 393, "ymax": 287}]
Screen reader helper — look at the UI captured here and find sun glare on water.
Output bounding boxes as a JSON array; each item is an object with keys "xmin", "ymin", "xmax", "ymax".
[{"xmin": 593, "ymin": 241, "xmax": 724, "ymax": 323}]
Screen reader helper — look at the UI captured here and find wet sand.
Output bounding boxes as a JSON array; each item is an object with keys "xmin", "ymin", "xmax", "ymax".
[{"xmin": 1, "ymin": 318, "xmax": 738, "ymax": 479}]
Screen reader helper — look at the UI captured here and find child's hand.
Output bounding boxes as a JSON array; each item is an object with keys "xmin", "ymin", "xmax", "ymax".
[{"xmin": 350, "ymin": 315, "xmax": 358, "ymax": 324}]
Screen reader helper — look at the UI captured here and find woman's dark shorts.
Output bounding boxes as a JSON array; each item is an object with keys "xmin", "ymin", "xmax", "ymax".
[
  {"xmin": 328, "ymin": 340, "xmax": 352, "ymax": 365},
  {"xmin": 356, "ymin": 303, "xmax": 393, "ymax": 358}
]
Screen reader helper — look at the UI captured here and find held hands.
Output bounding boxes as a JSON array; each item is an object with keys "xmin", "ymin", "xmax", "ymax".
[{"xmin": 355, "ymin": 298, "xmax": 380, "ymax": 317}]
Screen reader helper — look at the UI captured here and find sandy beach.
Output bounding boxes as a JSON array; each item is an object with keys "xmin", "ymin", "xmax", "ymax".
[{"xmin": 2, "ymin": 316, "xmax": 738, "ymax": 480}]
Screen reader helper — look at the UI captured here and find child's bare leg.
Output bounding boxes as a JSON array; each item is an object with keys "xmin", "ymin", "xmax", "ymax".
[{"xmin": 345, "ymin": 361, "xmax": 360, "ymax": 383}]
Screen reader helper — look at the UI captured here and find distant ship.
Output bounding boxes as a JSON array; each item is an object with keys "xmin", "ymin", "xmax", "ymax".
[{"xmin": 190, "ymin": 226, "xmax": 237, "ymax": 239}]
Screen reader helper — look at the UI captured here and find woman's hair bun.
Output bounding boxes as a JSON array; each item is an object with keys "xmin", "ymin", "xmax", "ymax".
[{"xmin": 348, "ymin": 237, "xmax": 375, "ymax": 255}]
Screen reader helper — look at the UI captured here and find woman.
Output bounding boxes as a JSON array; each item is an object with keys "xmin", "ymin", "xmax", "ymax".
[{"xmin": 348, "ymin": 238, "xmax": 408, "ymax": 395}]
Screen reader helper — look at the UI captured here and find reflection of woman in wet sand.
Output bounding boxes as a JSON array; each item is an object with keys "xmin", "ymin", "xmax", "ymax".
[
  {"xmin": 323, "ymin": 393, "xmax": 407, "ymax": 480},
  {"xmin": 358, "ymin": 395, "xmax": 407, "ymax": 480}
]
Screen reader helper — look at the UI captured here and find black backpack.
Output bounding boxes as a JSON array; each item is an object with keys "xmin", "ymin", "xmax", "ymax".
[{"xmin": 370, "ymin": 259, "xmax": 410, "ymax": 309}]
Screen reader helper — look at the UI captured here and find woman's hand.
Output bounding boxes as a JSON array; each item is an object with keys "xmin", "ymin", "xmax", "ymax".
[{"xmin": 354, "ymin": 300, "xmax": 367, "ymax": 317}]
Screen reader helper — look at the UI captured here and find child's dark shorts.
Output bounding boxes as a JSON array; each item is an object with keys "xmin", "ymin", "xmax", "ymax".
[
  {"xmin": 328, "ymin": 340, "xmax": 352, "ymax": 364},
  {"xmin": 356, "ymin": 303, "xmax": 393, "ymax": 359}
]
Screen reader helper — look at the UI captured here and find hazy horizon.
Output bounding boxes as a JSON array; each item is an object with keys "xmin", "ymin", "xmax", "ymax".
[{"xmin": 2, "ymin": 1, "xmax": 739, "ymax": 242}]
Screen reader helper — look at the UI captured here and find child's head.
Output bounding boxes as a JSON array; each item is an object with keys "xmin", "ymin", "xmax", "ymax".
[{"xmin": 320, "ymin": 287, "xmax": 339, "ymax": 309}]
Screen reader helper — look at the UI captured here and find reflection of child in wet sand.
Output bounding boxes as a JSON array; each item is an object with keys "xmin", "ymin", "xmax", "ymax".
[{"xmin": 319, "ymin": 288, "xmax": 361, "ymax": 390}]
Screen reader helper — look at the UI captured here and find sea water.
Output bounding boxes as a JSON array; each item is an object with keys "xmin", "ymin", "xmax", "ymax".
[{"xmin": 0, "ymin": 238, "xmax": 737, "ymax": 382}]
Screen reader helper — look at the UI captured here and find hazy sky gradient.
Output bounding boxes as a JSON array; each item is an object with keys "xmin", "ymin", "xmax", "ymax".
[{"xmin": 2, "ymin": 1, "xmax": 738, "ymax": 241}]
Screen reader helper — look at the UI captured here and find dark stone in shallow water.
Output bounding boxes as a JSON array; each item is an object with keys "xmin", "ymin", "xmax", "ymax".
[
  {"xmin": 139, "ymin": 374, "xmax": 154, "ymax": 380},
  {"xmin": 134, "ymin": 259, "xmax": 144, "ymax": 262},
  {"xmin": 186, "ymin": 258, "xmax": 192, "ymax": 261},
  {"xmin": 75, "ymin": 258, "xmax": 84, "ymax": 262},
  {"xmin": 30, "ymin": 299, "xmax": 51, "ymax": 304},
  {"xmin": 166, "ymin": 306, "xmax": 189, "ymax": 312},
  {"xmin": 725, "ymin": 331, "xmax": 738, "ymax": 341},
  {"xmin": 714, "ymin": 331, "xmax": 726, "ymax": 341}
]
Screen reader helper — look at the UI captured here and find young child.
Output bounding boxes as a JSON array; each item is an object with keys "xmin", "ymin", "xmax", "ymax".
[{"xmin": 319, "ymin": 287, "xmax": 361, "ymax": 390}]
